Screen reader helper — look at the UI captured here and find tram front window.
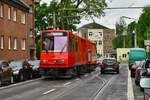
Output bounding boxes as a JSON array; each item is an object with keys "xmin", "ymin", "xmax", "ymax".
[{"xmin": 42, "ymin": 36, "xmax": 67, "ymax": 52}]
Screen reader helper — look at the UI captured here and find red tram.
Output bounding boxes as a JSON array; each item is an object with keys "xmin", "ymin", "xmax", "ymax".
[{"xmin": 39, "ymin": 30, "xmax": 97, "ymax": 78}]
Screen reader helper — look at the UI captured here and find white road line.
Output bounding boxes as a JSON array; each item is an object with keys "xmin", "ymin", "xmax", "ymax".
[
  {"xmin": 76, "ymin": 78, "xmax": 80, "ymax": 81},
  {"xmin": 43, "ymin": 89, "xmax": 56, "ymax": 95},
  {"xmin": 84, "ymin": 74, "xmax": 88, "ymax": 77},
  {"xmin": 63, "ymin": 82, "xmax": 71, "ymax": 86},
  {"xmin": 127, "ymin": 68, "xmax": 134, "ymax": 100}
]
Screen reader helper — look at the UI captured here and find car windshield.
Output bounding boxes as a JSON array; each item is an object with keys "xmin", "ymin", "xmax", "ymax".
[
  {"xmin": 103, "ymin": 59, "xmax": 116, "ymax": 64},
  {"xmin": 28, "ymin": 60, "xmax": 40, "ymax": 66},
  {"xmin": 9, "ymin": 61, "xmax": 23, "ymax": 68},
  {"xmin": 135, "ymin": 61, "xmax": 141, "ymax": 67}
]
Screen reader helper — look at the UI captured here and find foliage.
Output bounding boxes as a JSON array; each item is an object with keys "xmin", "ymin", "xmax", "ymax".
[
  {"xmin": 35, "ymin": 0, "xmax": 107, "ymax": 31},
  {"xmin": 125, "ymin": 21, "xmax": 136, "ymax": 48},
  {"xmin": 136, "ymin": 6, "xmax": 150, "ymax": 48},
  {"xmin": 115, "ymin": 17, "xmax": 126, "ymax": 35},
  {"xmin": 113, "ymin": 17, "xmax": 126, "ymax": 49},
  {"xmin": 113, "ymin": 35, "xmax": 124, "ymax": 49}
]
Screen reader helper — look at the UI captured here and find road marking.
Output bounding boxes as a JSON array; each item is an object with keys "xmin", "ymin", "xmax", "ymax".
[
  {"xmin": 63, "ymin": 82, "xmax": 71, "ymax": 86},
  {"xmin": 92, "ymin": 75, "xmax": 117, "ymax": 100},
  {"xmin": 84, "ymin": 74, "xmax": 88, "ymax": 77},
  {"xmin": 0, "ymin": 78, "xmax": 43, "ymax": 90},
  {"xmin": 76, "ymin": 78, "xmax": 80, "ymax": 81},
  {"xmin": 43, "ymin": 89, "xmax": 56, "ymax": 95},
  {"xmin": 127, "ymin": 68, "xmax": 134, "ymax": 100}
]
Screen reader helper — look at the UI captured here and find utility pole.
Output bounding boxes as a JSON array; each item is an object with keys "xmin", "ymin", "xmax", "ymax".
[
  {"xmin": 133, "ymin": 30, "xmax": 137, "ymax": 48},
  {"xmin": 53, "ymin": 11, "xmax": 56, "ymax": 29}
]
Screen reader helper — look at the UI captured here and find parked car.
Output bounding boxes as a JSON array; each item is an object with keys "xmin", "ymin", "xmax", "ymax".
[
  {"xmin": 100, "ymin": 58, "xmax": 119, "ymax": 74},
  {"xmin": 97, "ymin": 58, "xmax": 103, "ymax": 64},
  {"xmin": 9, "ymin": 60, "xmax": 33, "ymax": 82},
  {"xmin": 0, "ymin": 61, "xmax": 13, "ymax": 86},
  {"xmin": 130, "ymin": 61, "xmax": 142, "ymax": 77},
  {"xmin": 28, "ymin": 60, "xmax": 41, "ymax": 78},
  {"xmin": 140, "ymin": 77, "xmax": 150, "ymax": 100},
  {"xmin": 140, "ymin": 59, "xmax": 150, "ymax": 78},
  {"xmin": 135, "ymin": 61, "xmax": 145, "ymax": 85}
]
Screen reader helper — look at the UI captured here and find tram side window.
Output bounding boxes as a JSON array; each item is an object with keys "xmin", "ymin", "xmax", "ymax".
[
  {"xmin": 75, "ymin": 39, "xmax": 79, "ymax": 52},
  {"xmin": 69, "ymin": 38, "xmax": 75, "ymax": 52}
]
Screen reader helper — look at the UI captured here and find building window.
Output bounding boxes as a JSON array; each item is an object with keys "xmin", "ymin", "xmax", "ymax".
[
  {"xmin": 98, "ymin": 40, "xmax": 102, "ymax": 45},
  {"xmin": 89, "ymin": 32, "xmax": 92, "ymax": 36},
  {"xmin": 13, "ymin": 8, "xmax": 17, "ymax": 21},
  {"xmin": 99, "ymin": 32, "xmax": 102, "ymax": 36},
  {"xmin": 29, "ymin": 6, "xmax": 33, "ymax": 13},
  {"xmin": 21, "ymin": 12, "xmax": 25, "ymax": 24},
  {"xmin": 8, "ymin": 7, "xmax": 11, "ymax": 19},
  {"xmin": 13, "ymin": 38, "xmax": 17, "ymax": 50},
  {"xmin": 0, "ymin": 36, "xmax": 4, "ymax": 49},
  {"xmin": 122, "ymin": 54, "xmax": 127, "ymax": 58},
  {"xmin": 21, "ymin": 39, "xmax": 26, "ymax": 50},
  {"xmin": 8, "ymin": 37, "xmax": 11, "ymax": 49},
  {"xmin": 0, "ymin": 4, "xmax": 3, "ymax": 17}
]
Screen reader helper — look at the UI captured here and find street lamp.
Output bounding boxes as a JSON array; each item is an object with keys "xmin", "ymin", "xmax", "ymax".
[
  {"xmin": 132, "ymin": 30, "xmax": 137, "ymax": 48},
  {"xmin": 121, "ymin": 16, "xmax": 138, "ymax": 48}
]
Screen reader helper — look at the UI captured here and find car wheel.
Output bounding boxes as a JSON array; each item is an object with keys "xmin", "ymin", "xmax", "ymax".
[
  {"xmin": 116, "ymin": 70, "xmax": 119, "ymax": 74},
  {"xmin": 135, "ymin": 80, "xmax": 139, "ymax": 86},
  {"xmin": 10, "ymin": 76, "xmax": 14, "ymax": 84},
  {"xmin": 29, "ymin": 73, "xmax": 33, "ymax": 79},
  {"xmin": 131, "ymin": 73, "xmax": 134, "ymax": 78},
  {"xmin": 20, "ymin": 73, "xmax": 24, "ymax": 81},
  {"xmin": 101, "ymin": 70, "xmax": 104, "ymax": 74},
  {"xmin": 0, "ymin": 80, "xmax": 2, "ymax": 87},
  {"xmin": 140, "ymin": 87, "xmax": 144, "ymax": 92}
]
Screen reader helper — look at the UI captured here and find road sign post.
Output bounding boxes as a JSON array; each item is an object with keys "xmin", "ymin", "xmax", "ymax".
[{"xmin": 145, "ymin": 40, "xmax": 150, "ymax": 58}]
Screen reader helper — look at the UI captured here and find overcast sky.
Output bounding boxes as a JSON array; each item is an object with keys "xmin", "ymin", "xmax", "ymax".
[{"xmin": 41, "ymin": 0, "xmax": 150, "ymax": 29}]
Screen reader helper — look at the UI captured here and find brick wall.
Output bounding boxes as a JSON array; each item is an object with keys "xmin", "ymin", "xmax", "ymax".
[{"xmin": 0, "ymin": 0, "xmax": 35, "ymax": 60}]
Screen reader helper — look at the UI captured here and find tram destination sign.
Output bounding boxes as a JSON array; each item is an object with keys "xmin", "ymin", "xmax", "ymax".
[
  {"xmin": 43, "ymin": 32, "xmax": 67, "ymax": 36},
  {"xmin": 144, "ymin": 40, "xmax": 150, "ymax": 46}
]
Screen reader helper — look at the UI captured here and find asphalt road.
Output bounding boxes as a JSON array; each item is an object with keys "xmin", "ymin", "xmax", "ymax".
[{"xmin": 0, "ymin": 64, "xmax": 143, "ymax": 100}]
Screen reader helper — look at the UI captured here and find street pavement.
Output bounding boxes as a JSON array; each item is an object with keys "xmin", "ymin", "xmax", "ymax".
[{"xmin": 0, "ymin": 64, "xmax": 145, "ymax": 100}]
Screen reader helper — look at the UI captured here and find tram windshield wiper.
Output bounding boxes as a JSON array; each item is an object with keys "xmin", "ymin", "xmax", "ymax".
[{"xmin": 60, "ymin": 43, "xmax": 67, "ymax": 54}]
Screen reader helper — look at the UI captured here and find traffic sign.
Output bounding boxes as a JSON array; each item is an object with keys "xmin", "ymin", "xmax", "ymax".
[{"xmin": 144, "ymin": 40, "xmax": 150, "ymax": 46}]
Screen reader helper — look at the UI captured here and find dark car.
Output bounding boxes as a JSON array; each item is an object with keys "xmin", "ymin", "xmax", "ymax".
[
  {"xmin": 28, "ymin": 60, "xmax": 41, "ymax": 78},
  {"xmin": 135, "ymin": 61, "xmax": 145, "ymax": 85},
  {"xmin": 9, "ymin": 60, "xmax": 33, "ymax": 82},
  {"xmin": 130, "ymin": 61, "xmax": 142, "ymax": 77},
  {"xmin": 140, "ymin": 59, "xmax": 150, "ymax": 78},
  {"xmin": 0, "ymin": 61, "xmax": 13, "ymax": 86},
  {"xmin": 100, "ymin": 58, "xmax": 119, "ymax": 74}
]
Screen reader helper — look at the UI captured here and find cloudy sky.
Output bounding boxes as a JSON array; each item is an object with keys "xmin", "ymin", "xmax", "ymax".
[{"xmin": 41, "ymin": 0, "xmax": 150, "ymax": 29}]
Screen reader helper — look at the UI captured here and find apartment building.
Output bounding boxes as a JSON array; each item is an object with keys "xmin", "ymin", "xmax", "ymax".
[
  {"xmin": 0, "ymin": 0, "xmax": 36, "ymax": 60},
  {"xmin": 78, "ymin": 23, "xmax": 115, "ymax": 57},
  {"xmin": 103, "ymin": 29, "xmax": 115, "ymax": 57}
]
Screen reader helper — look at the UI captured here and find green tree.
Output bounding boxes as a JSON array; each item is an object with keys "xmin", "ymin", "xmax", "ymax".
[
  {"xmin": 115, "ymin": 17, "xmax": 126, "ymax": 35},
  {"xmin": 113, "ymin": 17, "xmax": 126, "ymax": 49},
  {"xmin": 35, "ymin": 0, "xmax": 107, "ymax": 31},
  {"xmin": 136, "ymin": 6, "xmax": 150, "ymax": 48},
  {"xmin": 125, "ymin": 21, "xmax": 136, "ymax": 48}
]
